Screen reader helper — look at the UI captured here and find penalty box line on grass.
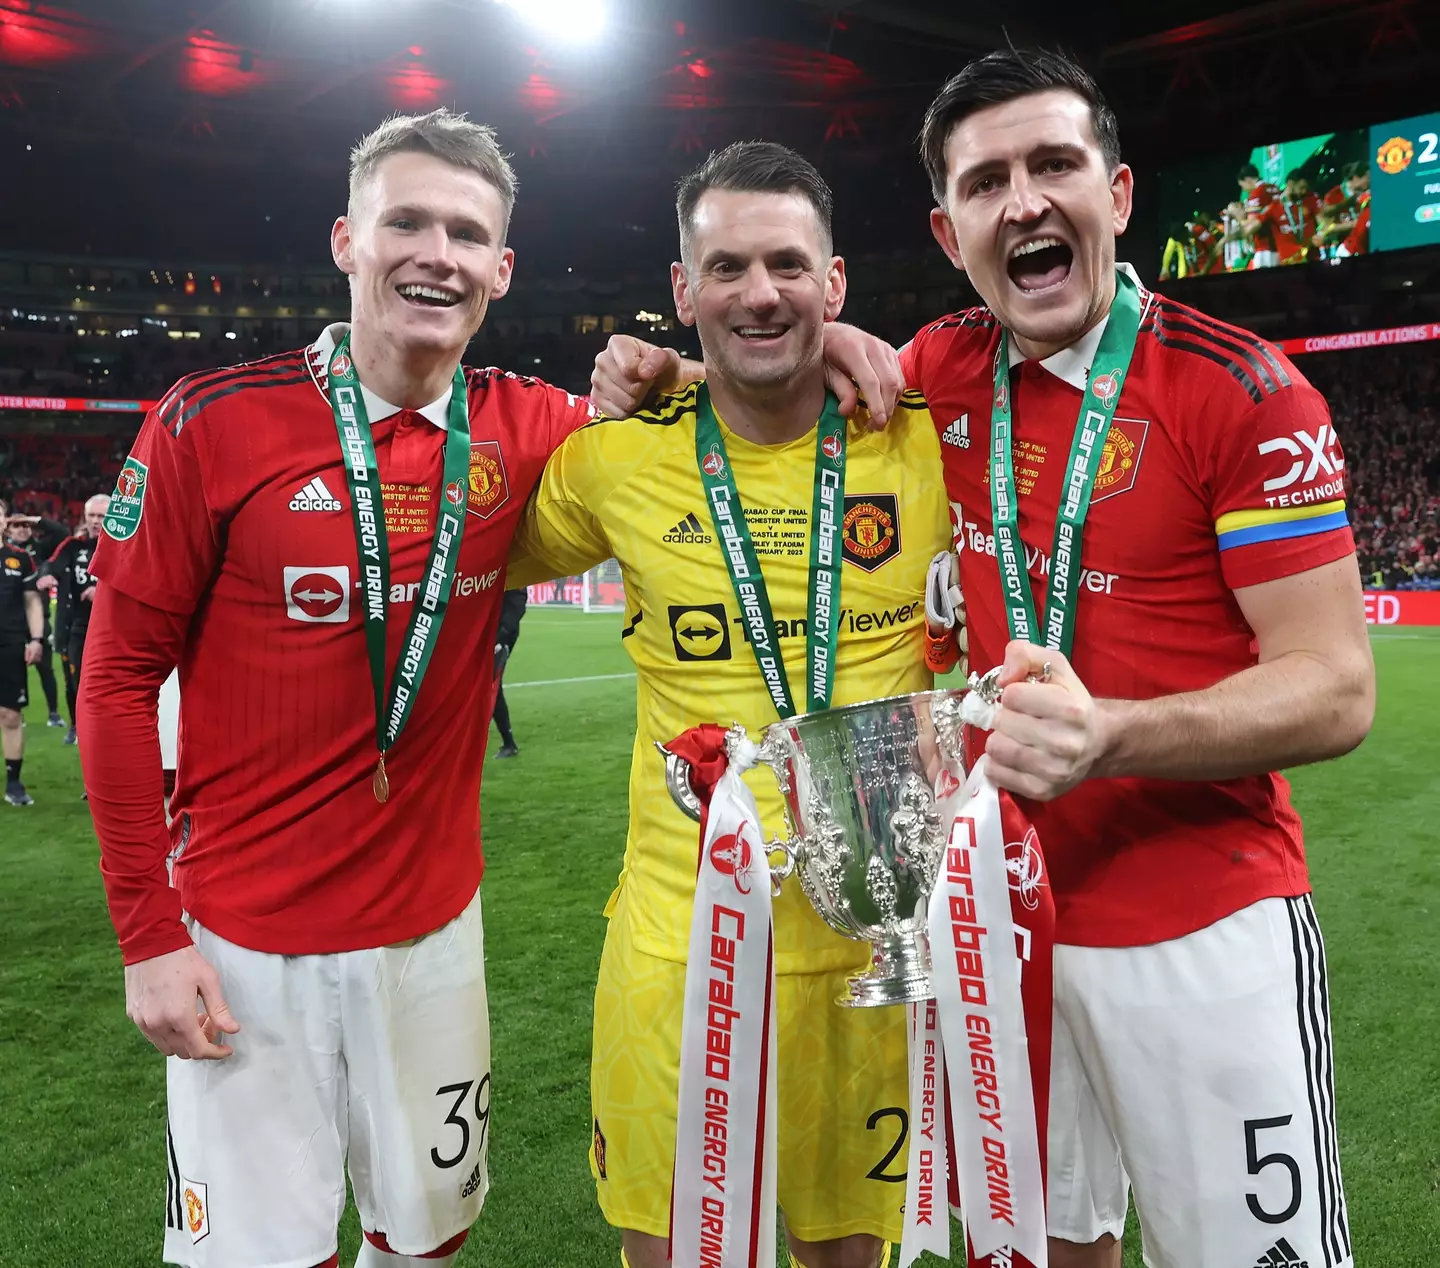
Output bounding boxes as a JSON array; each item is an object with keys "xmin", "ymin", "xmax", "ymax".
[{"xmin": 504, "ymin": 672, "xmax": 638, "ymax": 689}]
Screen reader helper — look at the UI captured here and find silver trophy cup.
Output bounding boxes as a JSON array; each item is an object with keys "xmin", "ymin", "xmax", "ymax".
[{"xmin": 662, "ymin": 679, "xmax": 996, "ymax": 1007}]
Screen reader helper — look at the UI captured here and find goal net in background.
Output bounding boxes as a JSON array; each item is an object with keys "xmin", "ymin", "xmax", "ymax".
[{"xmin": 525, "ymin": 560, "xmax": 626, "ymax": 613}]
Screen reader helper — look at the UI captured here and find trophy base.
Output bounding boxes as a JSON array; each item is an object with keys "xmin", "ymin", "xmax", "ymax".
[{"xmin": 838, "ymin": 932, "xmax": 933, "ymax": 1007}]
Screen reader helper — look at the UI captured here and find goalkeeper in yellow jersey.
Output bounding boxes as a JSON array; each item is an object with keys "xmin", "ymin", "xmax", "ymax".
[{"xmin": 509, "ymin": 141, "xmax": 951, "ymax": 1268}]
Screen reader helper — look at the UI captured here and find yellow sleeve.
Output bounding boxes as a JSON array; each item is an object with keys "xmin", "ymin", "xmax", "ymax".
[{"xmin": 506, "ymin": 422, "xmax": 622, "ymax": 587}]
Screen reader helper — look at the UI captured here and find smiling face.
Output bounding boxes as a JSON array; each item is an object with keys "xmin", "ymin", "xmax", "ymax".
[
  {"xmin": 929, "ymin": 89, "xmax": 1132, "ymax": 357},
  {"xmin": 672, "ymin": 188, "xmax": 845, "ymax": 391},
  {"xmin": 331, "ymin": 150, "xmax": 514, "ymax": 363}
]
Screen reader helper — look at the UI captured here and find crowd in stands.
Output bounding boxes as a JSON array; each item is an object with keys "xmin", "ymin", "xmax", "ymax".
[
  {"xmin": 0, "ymin": 325, "xmax": 605, "ymax": 401},
  {"xmin": 4, "ymin": 333, "xmax": 1438, "ymax": 592},
  {"xmin": 1307, "ymin": 345, "xmax": 1440, "ymax": 590},
  {"xmin": 0, "ymin": 436, "xmax": 127, "ymax": 523}
]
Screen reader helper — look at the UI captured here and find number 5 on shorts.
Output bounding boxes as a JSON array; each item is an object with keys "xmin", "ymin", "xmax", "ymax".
[
  {"xmin": 1244, "ymin": 1115, "xmax": 1301, "ymax": 1224},
  {"xmin": 432, "ymin": 1073, "xmax": 493, "ymax": 1170}
]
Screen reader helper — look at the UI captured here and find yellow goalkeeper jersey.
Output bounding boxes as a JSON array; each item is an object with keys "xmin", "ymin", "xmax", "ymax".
[{"xmin": 510, "ymin": 382, "xmax": 950, "ymax": 973}]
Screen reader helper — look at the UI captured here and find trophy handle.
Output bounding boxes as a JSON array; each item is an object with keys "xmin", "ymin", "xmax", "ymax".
[
  {"xmin": 656, "ymin": 740, "xmax": 797, "ymax": 895},
  {"xmin": 766, "ymin": 837, "xmax": 796, "ymax": 897},
  {"xmin": 656, "ymin": 741, "xmax": 704, "ymax": 823}
]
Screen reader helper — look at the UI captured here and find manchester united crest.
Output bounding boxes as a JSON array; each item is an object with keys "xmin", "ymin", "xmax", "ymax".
[
  {"xmin": 467, "ymin": 440, "xmax": 510, "ymax": 519},
  {"xmin": 1090, "ymin": 417, "xmax": 1149, "ymax": 505},
  {"xmin": 1376, "ymin": 135, "xmax": 1414, "ymax": 175},
  {"xmin": 841, "ymin": 493, "xmax": 901, "ymax": 572}
]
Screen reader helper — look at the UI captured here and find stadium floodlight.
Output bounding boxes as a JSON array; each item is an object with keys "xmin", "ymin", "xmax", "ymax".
[{"xmin": 496, "ymin": 0, "xmax": 605, "ymax": 43}]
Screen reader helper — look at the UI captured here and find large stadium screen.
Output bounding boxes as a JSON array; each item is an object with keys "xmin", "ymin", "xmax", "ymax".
[
  {"xmin": 1158, "ymin": 129, "xmax": 1369, "ymax": 278},
  {"xmin": 1158, "ymin": 111, "xmax": 1440, "ymax": 278},
  {"xmin": 1369, "ymin": 112, "xmax": 1440, "ymax": 252}
]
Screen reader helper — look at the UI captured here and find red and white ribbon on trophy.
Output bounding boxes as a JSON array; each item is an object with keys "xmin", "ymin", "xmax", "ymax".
[
  {"xmin": 900, "ymin": 741, "xmax": 1055, "ymax": 1268},
  {"xmin": 665, "ymin": 724, "xmax": 779, "ymax": 1268}
]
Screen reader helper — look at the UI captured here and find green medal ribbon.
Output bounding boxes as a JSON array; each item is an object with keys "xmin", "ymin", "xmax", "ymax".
[
  {"xmin": 989, "ymin": 269, "xmax": 1142, "ymax": 658},
  {"xmin": 695, "ymin": 384, "xmax": 847, "ymax": 720},
  {"xmin": 327, "ymin": 333, "xmax": 471, "ymax": 800}
]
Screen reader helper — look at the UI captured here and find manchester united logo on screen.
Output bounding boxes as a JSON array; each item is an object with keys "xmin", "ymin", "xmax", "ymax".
[
  {"xmin": 1376, "ymin": 134, "xmax": 1414, "ymax": 175},
  {"xmin": 1090, "ymin": 417, "xmax": 1150, "ymax": 504},
  {"xmin": 841, "ymin": 494, "xmax": 900, "ymax": 572},
  {"xmin": 467, "ymin": 441, "xmax": 510, "ymax": 519}
]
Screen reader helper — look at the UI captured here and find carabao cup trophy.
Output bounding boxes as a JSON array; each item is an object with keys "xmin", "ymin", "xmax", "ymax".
[{"xmin": 661, "ymin": 674, "xmax": 1001, "ymax": 1007}]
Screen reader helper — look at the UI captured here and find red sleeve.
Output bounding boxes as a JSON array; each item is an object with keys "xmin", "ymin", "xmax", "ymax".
[
  {"xmin": 549, "ymin": 386, "xmax": 598, "ymax": 452},
  {"xmin": 898, "ymin": 328, "xmax": 926, "ymax": 391},
  {"xmin": 1201, "ymin": 376, "xmax": 1354, "ymax": 591},
  {"xmin": 78, "ymin": 586, "xmax": 192, "ymax": 965},
  {"xmin": 87, "ymin": 406, "xmax": 222, "ymax": 615}
]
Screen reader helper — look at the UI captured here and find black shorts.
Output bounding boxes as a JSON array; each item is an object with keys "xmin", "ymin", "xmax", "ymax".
[{"xmin": 0, "ymin": 640, "xmax": 27, "ymax": 711}]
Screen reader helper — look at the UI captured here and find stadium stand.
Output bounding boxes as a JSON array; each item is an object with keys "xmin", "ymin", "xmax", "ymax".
[
  {"xmin": 3, "ymin": 249, "xmax": 1438, "ymax": 584},
  {"xmin": 1308, "ymin": 346, "xmax": 1440, "ymax": 590}
]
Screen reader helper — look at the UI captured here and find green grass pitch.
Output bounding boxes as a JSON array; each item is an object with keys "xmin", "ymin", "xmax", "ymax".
[{"xmin": 1, "ymin": 611, "xmax": 1436, "ymax": 1265}]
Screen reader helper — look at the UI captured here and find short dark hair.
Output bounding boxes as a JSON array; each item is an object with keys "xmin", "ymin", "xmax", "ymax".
[
  {"xmin": 1350, "ymin": 160, "xmax": 1369, "ymax": 178},
  {"xmin": 1237, "ymin": 162, "xmax": 1260, "ymax": 181},
  {"xmin": 676, "ymin": 140, "xmax": 834, "ymax": 265},
  {"xmin": 918, "ymin": 48, "xmax": 1121, "ymax": 206}
]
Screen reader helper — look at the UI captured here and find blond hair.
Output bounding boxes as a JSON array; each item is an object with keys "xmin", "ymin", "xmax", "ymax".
[{"xmin": 348, "ymin": 107, "xmax": 517, "ymax": 234}]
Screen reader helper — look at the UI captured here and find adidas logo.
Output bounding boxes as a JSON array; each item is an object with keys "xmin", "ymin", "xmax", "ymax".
[
  {"xmin": 941, "ymin": 414, "xmax": 971, "ymax": 449},
  {"xmin": 1252, "ymin": 1237, "xmax": 1308, "ymax": 1268},
  {"xmin": 289, "ymin": 477, "xmax": 342, "ymax": 512},
  {"xmin": 460, "ymin": 1159, "xmax": 484, "ymax": 1199},
  {"xmin": 662, "ymin": 512, "xmax": 713, "ymax": 545}
]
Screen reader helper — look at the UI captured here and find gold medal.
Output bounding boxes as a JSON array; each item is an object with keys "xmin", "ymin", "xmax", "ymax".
[{"xmin": 373, "ymin": 754, "xmax": 390, "ymax": 803}]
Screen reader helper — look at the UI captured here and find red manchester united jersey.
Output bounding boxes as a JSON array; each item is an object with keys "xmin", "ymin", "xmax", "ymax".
[
  {"xmin": 1264, "ymin": 193, "xmax": 1321, "ymax": 262},
  {"xmin": 1244, "ymin": 181, "xmax": 1280, "ymax": 251},
  {"xmin": 902, "ymin": 274, "xmax": 1354, "ymax": 947},
  {"xmin": 89, "ymin": 325, "xmax": 592, "ymax": 955}
]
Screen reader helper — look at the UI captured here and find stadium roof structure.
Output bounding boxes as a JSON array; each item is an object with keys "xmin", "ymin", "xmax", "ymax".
[
  {"xmin": 1, "ymin": 0, "xmax": 1437, "ymax": 263},
  {"xmin": 2, "ymin": 0, "xmax": 1436, "ymax": 163}
]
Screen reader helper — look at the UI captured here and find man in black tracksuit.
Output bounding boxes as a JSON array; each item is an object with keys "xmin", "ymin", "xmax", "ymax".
[
  {"xmin": 491, "ymin": 588, "xmax": 527, "ymax": 759},
  {"xmin": 46, "ymin": 495, "xmax": 108, "ymax": 744},
  {"xmin": 0, "ymin": 499, "xmax": 46, "ymax": 805},
  {"xmin": 3, "ymin": 511, "xmax": 67, "ymax": 729}
]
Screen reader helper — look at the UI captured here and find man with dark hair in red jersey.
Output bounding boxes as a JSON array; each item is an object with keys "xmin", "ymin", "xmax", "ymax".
[{"xmin": 593, "ymin": 47, "xmax": 1373, "ymax": 1268}]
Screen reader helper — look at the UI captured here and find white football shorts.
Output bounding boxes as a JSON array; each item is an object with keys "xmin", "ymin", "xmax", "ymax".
[
  {"xmin": 1046, "ymin": 895, "xmax": 1352, "ymax": 1268},
  {"xmin": 162, "ymin": 890, "xmax": 491, "ymax": 1268}
]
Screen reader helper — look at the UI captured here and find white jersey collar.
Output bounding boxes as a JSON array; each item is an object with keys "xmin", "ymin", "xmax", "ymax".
[
  {"xmin": 1005, "ymin": 262, "xmax": 1146, "ymax": 393},
  {"xmin": 308, "ymin": 322, "xmax": 453, "ymax": 430}
]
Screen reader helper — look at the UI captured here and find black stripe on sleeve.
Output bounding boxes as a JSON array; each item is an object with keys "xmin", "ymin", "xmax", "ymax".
[
  {"xmin": 1155, "ymin": 303, "xmax": 1283, "ymax": 396},
  {"xmin": 1173, "ymin": 304, "xmax": 1292, "ymax": 389},
  {"xmin": 1151, "ymin": 311, "xmax": 1265, "ymax": 404}
]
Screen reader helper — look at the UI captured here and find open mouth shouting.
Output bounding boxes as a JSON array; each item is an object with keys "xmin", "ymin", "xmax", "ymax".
[
  {"xmin": 1006, "ymin": 235, "xmax": 1074, "ymax": 294},
  {"xmin": 396, "ymin": 282, "xmax": 463, "ymax": 308}
]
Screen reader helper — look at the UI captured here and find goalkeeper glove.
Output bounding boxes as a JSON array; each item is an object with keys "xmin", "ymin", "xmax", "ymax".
[{"xmin": 923, "ymin": 549, "xmax": 968, "ymax": 677}]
